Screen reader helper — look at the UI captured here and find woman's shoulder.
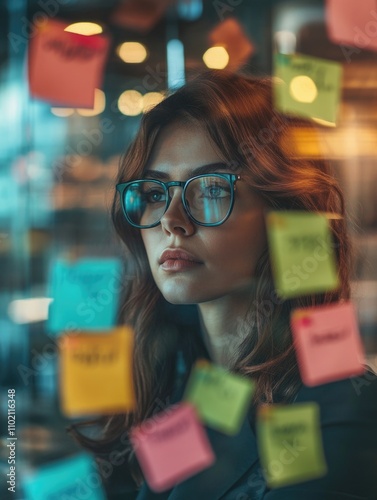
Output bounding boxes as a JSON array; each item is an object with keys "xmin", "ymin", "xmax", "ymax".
[{"xmin": 293, "ymin": 368, "xmax": 377, "ymax": 424}]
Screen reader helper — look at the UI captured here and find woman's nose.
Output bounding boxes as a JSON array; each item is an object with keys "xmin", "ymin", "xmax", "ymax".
[{"xmin": 160, "ymin": 187, "xmax": 195, "ymax": 236}]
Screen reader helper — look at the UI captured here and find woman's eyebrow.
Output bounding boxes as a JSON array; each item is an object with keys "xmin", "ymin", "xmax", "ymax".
[{"xmin": 143, "ymin": 162, "xmax": 229, "ymax": 179}]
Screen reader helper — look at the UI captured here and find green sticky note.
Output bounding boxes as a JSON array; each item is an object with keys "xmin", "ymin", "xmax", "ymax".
[
  {"xmin": 183, "ymin": 360, "xmax": 255, "ymax": 435},
  {"xmin": 273, "ymin": 52, "xmax": 342, "ymax": 125},
  {"xmin": 266, "ymin": 211, "xmax": 339, "ymax": 298},
  {"xmin": 257, "ymin": 402, "xmax": 327, "ymax": 488}
]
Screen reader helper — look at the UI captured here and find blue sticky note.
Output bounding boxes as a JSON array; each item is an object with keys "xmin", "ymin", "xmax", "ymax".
[
  {"xmin": 22, "ymin": 453, "xmax": 106, "ymax": 500},
  {"xmin": 47, "ymin": 258, "xmax": 122, "ymax": 333}
]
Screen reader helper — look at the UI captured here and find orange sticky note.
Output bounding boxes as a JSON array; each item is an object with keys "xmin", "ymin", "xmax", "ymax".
[
  {"xmin": 110, "ymin": 0, "xmax": 173, "ymax": 33},
  {"xmin": 209, "ymin": 18, "xmax": 254, "ymax": 71},
  {"xmin": 28, "ymin": 19, "xmax": 110, "ymax": 107},
  {"xmin": 130, "ymin": 403, "xmax": 215, "ymax": 492},
  {"xmin": 59, "ymin": 326, "xmax": 135, "ymax": 416},
  {"xmin": 291, "ymin": 302, "xmax": 365, "ymax": 386},
  {"xmin": 326, "ymin": 0, "xmax": 377, "ymax": 54}
]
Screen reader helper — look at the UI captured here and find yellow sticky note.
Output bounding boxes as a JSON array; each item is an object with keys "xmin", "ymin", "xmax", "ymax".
[{"xmin": 59, "ymin": 326, "xmax": 135, "ymax": 416}]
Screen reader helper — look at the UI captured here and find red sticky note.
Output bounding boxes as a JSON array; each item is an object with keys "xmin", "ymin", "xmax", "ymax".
[
  {"xmin": 291, "ymin": 302, "xmax": 365, "ymax": 386},
  {"xmin": 130, "ymin": 403, "xmax": 215, "ymax": 492},
  {"xmin": 326, "ymin": 0, "xmax": 377, "ymax": 53},
  {"xmin": 28, "ymin": 19, "xmax": 110, "ymax": 107}
]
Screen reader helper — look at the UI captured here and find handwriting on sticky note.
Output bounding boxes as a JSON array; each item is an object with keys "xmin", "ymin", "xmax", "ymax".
[
  {"xmin": 131, "ymin": 403, "xmax": 214, "ymax": 492},
  {"xmin": 72, "ymin": 347, "xmax": 117, "ymax": 364},
  {"xmin": 266, "ymin": 211, "xmax": 339, "ymax": 298},
  {"xmin": 48, "ymin": 258, "xmax": 122, "ymax": 333},
  {"xmin": 28, "ymin": 18, "xmax": 110, "ymax": 107},
  {"xmin": 22, "ymin": 453, "xmax": 106, "ymax": 500},
  {"xmin": 310, "ymin": 328, "xmax": 347, "ymax": 344},
  {"xmin": 257, "ymin": 402, "xmax": 327, "ymax": 488},
  {"xmin": 291, "ymin": 302, "xmax": 365, "ymax": 386},
  {"xmin": 184, "ymin": 360, "xmax": 254, "ymax": 435},
  {"xmin": 150, "ymin": 417, "xmax": 190, "ymax": 442},
  {"xmin": 59, "ymin": 326, "xmax": 135, "ymax": 416},
  {"xmin": 273, "ymin": 53, "xmax": 342, "ymax": 124}
]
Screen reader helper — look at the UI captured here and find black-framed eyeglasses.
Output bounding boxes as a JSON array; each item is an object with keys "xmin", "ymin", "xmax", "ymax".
[{"xmin": 116, "ymin": 173, "xmax": 241, "ymax": 228}]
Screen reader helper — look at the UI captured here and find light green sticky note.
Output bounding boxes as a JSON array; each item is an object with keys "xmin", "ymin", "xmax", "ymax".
[
  {"xmin": 266, "ymin": 211, "xmax": 339, "ymax": 298},
  {"xmin": 183, "ymin": 360, "xmax": 255, "ymax": 435},
  {"xmin": 273, "ymin": 52, "xmax": 343, "ymax": 125},
  {"xmin": 257, "ymin": 402, "xmax": 327, "ymax": 488}
]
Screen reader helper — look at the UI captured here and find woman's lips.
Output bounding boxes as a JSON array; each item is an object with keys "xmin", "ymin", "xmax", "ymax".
[
  {"xmin": 160, "ymin": 259, "xmax": 202, "ymax": 271},
  {"xmin": 159, "ymin": 248, "xmax": 203, "ymax": 271}
]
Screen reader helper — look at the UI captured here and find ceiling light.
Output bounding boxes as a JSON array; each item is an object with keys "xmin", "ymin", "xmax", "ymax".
[
  {"xmin": 51, "ymin": 108, "xmax": 74, "ymax": 117},
  {"xmin": 142, "ymin": 92, "xmax": 165, "ymax": 112},
  {"xmin": 117, "ymin": 42, "xmax": 147, "ymax": 63},
  {"xmin": 8, "ymin": 298, "xmax": 53, "ymax": 324},
  {"xmin": 118, "ymin": 90, "xmax": 143, "ymax": 116},
  {"xmin": 274, "ymin": 31, "xmax": 296, "ymax": 54},
  {"xmin": 289, "ymin": 76, "xmax": 318, "ymax": 103},
  {"xmin": 203, "ymin": 46, "xmax": 229, "ymax": 69},
  {"xmin": 64, "ymin": 22, "xmax": 103, "ymax": 36}
]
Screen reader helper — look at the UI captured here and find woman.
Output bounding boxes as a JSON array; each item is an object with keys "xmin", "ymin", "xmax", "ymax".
[{"xmin": 71, "ymin": 70, "xmax": 377, "ymax": 499}]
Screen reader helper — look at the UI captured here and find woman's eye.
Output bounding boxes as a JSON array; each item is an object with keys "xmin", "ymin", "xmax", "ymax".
[
  {"xmin": 204, "ymin": 185, "xmax": 229, "ymax": 198},
  {"xmin": 142, "ymin": 189, "xmax": 166, "ymax": 203}
]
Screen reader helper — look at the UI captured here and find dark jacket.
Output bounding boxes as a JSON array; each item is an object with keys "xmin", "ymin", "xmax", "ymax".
[{"xmin": 134, "ymin": 370, "xmax": 377, "ymax": 500}]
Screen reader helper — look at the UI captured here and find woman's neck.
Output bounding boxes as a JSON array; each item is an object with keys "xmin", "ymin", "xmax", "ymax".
[{"xmin": 197, "ymin": 292, "xmax": 253, "ymax": 368}]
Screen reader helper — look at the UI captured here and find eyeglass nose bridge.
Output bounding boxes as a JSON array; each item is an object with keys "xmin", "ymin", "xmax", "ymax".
[{"xmin": 164, "ymin": 180, "xmax": 187, "ymax": 208}]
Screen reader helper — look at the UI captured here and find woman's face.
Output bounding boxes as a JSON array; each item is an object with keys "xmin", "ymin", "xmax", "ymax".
[{"xmin": 140, "ymin": 121, "xmax": 267, "ymax": 305}]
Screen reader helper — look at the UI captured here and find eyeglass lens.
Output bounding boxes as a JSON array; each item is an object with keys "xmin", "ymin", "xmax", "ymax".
[{"xmin": 123, "ymin": 175, "xmax": 232, "ymax": 227}]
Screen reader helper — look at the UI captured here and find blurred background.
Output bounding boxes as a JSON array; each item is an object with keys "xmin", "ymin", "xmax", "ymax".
[{"xmin": 0, "ymin": 0, "xmax": 376, "ymax": 498}]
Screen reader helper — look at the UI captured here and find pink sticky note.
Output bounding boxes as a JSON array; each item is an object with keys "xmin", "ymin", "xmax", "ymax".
[
  {"xmin": 326, "ymin": 0, "xmax": 377, "ymax": 53},
  {"xmin": 130, "ymin": 403, "xmax": 215, "ymax": 492},
  {"xmin": 291, "ymin": 302, "xmax": 365, "ymax": 386},
  {"xmin": 28, "ymin": 19, "xmax": 110, "ymax": 107}
]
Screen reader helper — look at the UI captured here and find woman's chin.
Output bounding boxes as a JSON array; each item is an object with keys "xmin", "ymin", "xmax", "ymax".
[
  {"xmin": 160, "ymin": 284, "xmax": 203, "ymax": 305},
  {"xmin": 162, "ymin": 291, "xmax": 198, "ymax": 305}
]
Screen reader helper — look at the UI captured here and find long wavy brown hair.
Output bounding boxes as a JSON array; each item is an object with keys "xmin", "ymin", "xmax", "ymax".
[{"xmin": 70, "ymin": 69, "xmax": 351, "ymax": 487}]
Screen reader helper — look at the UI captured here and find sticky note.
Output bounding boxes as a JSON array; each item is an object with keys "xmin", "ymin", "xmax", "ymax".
[
  {"xmin": 291, "ymin": 302, "xmax": 365, "ymax": 386},
  {"xmin": 28, "ymin": 19, "xmax": 110, "ymax": 107},
  {"xmin": 184, "ymin": 360, "xmax": 254, "ymax": 435},
  {"xmin": 22, "ymin": 453, "xmax": 106, "ymax": 500},
  {"xmin": 273, "ymin": 53, "xmax": 342, "ymax": 125},
  {"xmin": 257, "ymin": 402, "xmax": 327, "ymax": 488},
  {"xmin": 47, "ymin": 258, "xmax": 122, "ymax": 333},
  {"xmin": 266, "ymin": 211, "xmax": 339, "ymax": 298},
  {"xmin": 130, "ymin": 403, "xmax": 215, "ymax": 492},
  {"xmin": 209, "ymin": 18, "xmax": 254, "ymax": 71},
  {"xmin": 59, "ymin": 326, "xmax": 135, "ymax": 416},
  {"xmin": 326, "ymin": 0, "xmax": 377, "ymax": 55},
  {"xmin": 110, "ymin": 0, "xmax": 172, "ymax": 33}
]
